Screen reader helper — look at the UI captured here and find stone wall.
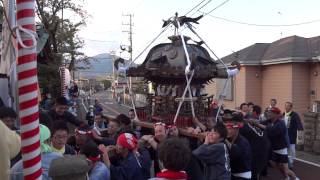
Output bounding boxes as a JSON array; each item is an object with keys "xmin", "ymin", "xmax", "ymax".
[{"xmin": 303, "ymin": 112, "xmax": 320, "ymax": 154}]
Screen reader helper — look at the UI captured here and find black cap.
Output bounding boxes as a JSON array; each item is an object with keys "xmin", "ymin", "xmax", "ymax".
[{"xmin": 222, "ymin": 110, "xmax": 243, "ymax": 123}]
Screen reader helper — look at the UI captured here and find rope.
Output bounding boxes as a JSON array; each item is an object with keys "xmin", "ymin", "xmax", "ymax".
[
  {"xmin": 186, "ymin": 23, "xmax": 228, "ymax": 69},
  {"xmin": 122, "ymin": 7, "xmax": 239, "ymax": 125},
  {"xmin": 177, "ymin": 12, "xmax": 239, "ymax": 122},
  {"xmin": 16, "ymin": 0, "xmax": 42, "ymax": 179},
  {"xmin": 120, "ymin": 25, "xmax": 173, "ymax": 121},
  {"xmin": 173, "ymin": 17, "xmax": 196, "ymax": 122},
  {"xmin": 215, "ymin": 78, "xmax": 229, "ymax": 122},
  {"xmin": 177, "ymin": 16, "xmax": 196, "ymax": 118},
  {"xmin": 173, "ymin": 70, "xmax": 195, "ymax": 124},
  {"xmin": 126, "ymin": 78, "xmax": 138, "ymax": 120},
  {"xmin": 214, "ymin": 69, "xmax": 240, "ymax": 122},
  {"xmin": 14, "ymin": 25, "xmax": 37, "ymax": 49},
  {"xmin": 118, "ymin": 19, "xmax": 173, "ymax": 122},
  {"xmin": 127, "ymin": 24, "xmax": 171, "ymax": 68},
  {"xmin": 186, "ymin": 74, "xmax": 196, "ymax": 118},
  {"xmin": 176, "ymin": 18, "xmax": 191, "ymax": 75}
]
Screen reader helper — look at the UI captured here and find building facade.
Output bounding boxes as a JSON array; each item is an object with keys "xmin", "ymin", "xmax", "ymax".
[{"xmin": 205, "ymin": 35, "xmax": 320, "ymax": 116}]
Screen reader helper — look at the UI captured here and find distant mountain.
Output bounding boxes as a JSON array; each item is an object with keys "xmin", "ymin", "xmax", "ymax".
[
  {"xmin": 76, "ymin": 53, "xmax": 137, "ymax": 79},
  {"xmin": 76, "ymin": 53, "xmax": 114, "ymax": 78}
]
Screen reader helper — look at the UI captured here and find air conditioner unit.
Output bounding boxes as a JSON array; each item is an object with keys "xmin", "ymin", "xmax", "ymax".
[{"xmin": 312, "ymin": 101, "xmax": 320, "ymax": 112}]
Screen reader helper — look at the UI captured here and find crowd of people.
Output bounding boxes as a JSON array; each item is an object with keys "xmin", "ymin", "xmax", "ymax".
[{"xmin": 0, "ymin": 96, "xmax": 304, "ymax": 180}]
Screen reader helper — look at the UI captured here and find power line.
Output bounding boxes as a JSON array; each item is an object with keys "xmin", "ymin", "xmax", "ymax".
[
  {"xmin": 146, "ymin": 0, "xmax": 214, "ymax": 46},
  {"xmin": 169, "ymin": 0, "xmax": 223, "ymax": 40},
  {"xmin": 130, "ymin": 0, "xmax": 219, "ymax": 62},
  {"xmin": 202, "ymin": 0, "xmax": 231, "ymax": 16},
  {"xmin": 134, "ymin": 0, "xmax": 146, "ymax": 10},
  {"xmin": 184, "ymin": 0, "xmax": 209, "ymax": 16},
  {"xmin": 202, "ymin": 13, "xmax": 320, "ymax": 27},
  {"xmin": 77, "ymin": 70, "xmax": 111, "ymax": 73},
  {"xmin": 84, "ymin": 38, "xmax": 118, "ymax": 43},
  {"xmin": 196, "ymin": 0, "xmax": 213, "ymax": 14}
]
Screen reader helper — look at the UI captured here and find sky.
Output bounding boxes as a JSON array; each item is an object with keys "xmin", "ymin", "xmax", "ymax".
[{"xmin": 77, "ymin": 0, "xmax": 320, "ymax": 63}]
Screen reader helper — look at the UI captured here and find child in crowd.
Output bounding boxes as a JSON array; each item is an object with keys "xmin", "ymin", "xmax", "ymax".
[
  {"xmin": 193, "ymin": 122, "xmax": 231, "ymax": 180},
  {"xmin": 149, "ymin": 138, "xmax": 191, "ymax": 180}
]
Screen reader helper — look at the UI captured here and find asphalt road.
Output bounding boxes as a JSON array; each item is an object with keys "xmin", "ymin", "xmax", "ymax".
[
  {"xmin": 263, "ymin": 160, "xmax": 320, "ymax": 180},
  {"xmin": 91, "ymin": 91, "xmax": 320, "ymax": 180}
]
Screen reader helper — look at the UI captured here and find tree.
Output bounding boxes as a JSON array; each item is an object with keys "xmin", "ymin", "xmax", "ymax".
[
  {"xmin": 35, "ymin": 0, "xmax": 88, "ymax": 97},
  {"xmin": 102, "ymin": 80, "xmax": 112, "ymax": 90}
]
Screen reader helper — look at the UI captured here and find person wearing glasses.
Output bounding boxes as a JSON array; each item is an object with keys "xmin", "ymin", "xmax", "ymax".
[
  {"xmin": 50, "ymin": 121, "xmax": 75, "ymax": 155},
  {"xmin": 11, "ymin": 124, "xmax": 62, "ymax": 180}
]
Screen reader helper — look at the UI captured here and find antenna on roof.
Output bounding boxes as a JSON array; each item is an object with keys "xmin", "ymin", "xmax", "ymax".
[{"xmin": 278, "ymin": 11, "xmax": 284, "ymax": 39}]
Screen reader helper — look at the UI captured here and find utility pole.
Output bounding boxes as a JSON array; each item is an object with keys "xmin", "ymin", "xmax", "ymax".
[
  {"xmin": 110, "ymin": 50, "xmax": 116, "ymax": 99},
  {"xmin": 122, "ymin": 14, "xmax": 133, "ymax": 61},
  {"xmin": 129, "ymin": 14, "xmax": 133, "ymax": 61},
  {"xmin": 122, "ymin": 14, "xmax": 134, "ymax": 105}
]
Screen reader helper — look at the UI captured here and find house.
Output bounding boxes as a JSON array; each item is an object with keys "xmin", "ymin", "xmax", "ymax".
[{"xmin": 205, "ymin": 35, "xmax": 320, "ymax": 116}]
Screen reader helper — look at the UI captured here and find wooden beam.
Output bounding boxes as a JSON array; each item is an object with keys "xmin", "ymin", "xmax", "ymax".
[
  {"xmin": 134, "ymin": 120, "xmax": 206, "ymax": 140},
  {"xmin": 104, "ymin": 114, "xmax": 206, "ymax": 140}
]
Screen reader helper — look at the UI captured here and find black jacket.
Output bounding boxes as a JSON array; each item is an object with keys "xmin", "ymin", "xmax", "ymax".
[
  {"xmin": 47, "ymin": 109, "xmax": 81, "ymax": 127},
  {"xmin": 262, "ymin": 119, "xmax": 288, "ymax": 151},
  {"xmin": 64, "ymin": 144, "xmax": 76, "ymax": 155},
  {"xmin": 240, "ymin": 123, "xmax": 270, "ymax": 174},
  {"xmin": 110, "ymin": 150, "xmax": 151, "ymax": 180},
  {"xmin": 0, "ymin": 97, "xmax": 4, "ymax": 107},
  {"xmin": 284, "ymin": 111, "xmax": 303, "ymax": 144},
  {"xmin": 229, "ymin": 135, "xmax": 252, "ymax": 175}
]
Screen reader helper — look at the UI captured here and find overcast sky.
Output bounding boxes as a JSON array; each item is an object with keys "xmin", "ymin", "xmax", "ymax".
[{"xmin": 78, "ymin": 0, "xmax": 320, "ymax": 63}]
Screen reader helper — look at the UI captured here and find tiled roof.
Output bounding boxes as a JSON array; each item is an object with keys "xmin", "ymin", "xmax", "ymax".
[
  {"xmin": 221, "ymin": 35, "xmax": 320, "ymax": 65},
  {"xmin": 221, "ymin": 43, "xmax": 269, "ymax": 65}
]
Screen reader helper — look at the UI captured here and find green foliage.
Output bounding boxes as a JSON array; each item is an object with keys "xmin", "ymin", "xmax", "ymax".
[
  {"xmin": 38, "ymin": 62, "xmax": 61, "ymax": 95},
  {"xmin": 102, "ymin": 80, "xmax": 112, "ymax": 90},
  {"xmin": 35, "ymin": 0, "xmax": 88, "ymax": 97}
]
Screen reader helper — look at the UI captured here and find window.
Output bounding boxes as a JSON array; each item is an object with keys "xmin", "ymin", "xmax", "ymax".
[{"xmin": 216, "ymin": 78, "xmax": 233, "ymax": 100}]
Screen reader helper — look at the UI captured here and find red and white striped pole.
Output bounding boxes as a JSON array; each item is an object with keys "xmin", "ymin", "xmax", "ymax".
[{"xmin": 16, "ymin": 0, "xmax": 42, "ymax": 179}]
